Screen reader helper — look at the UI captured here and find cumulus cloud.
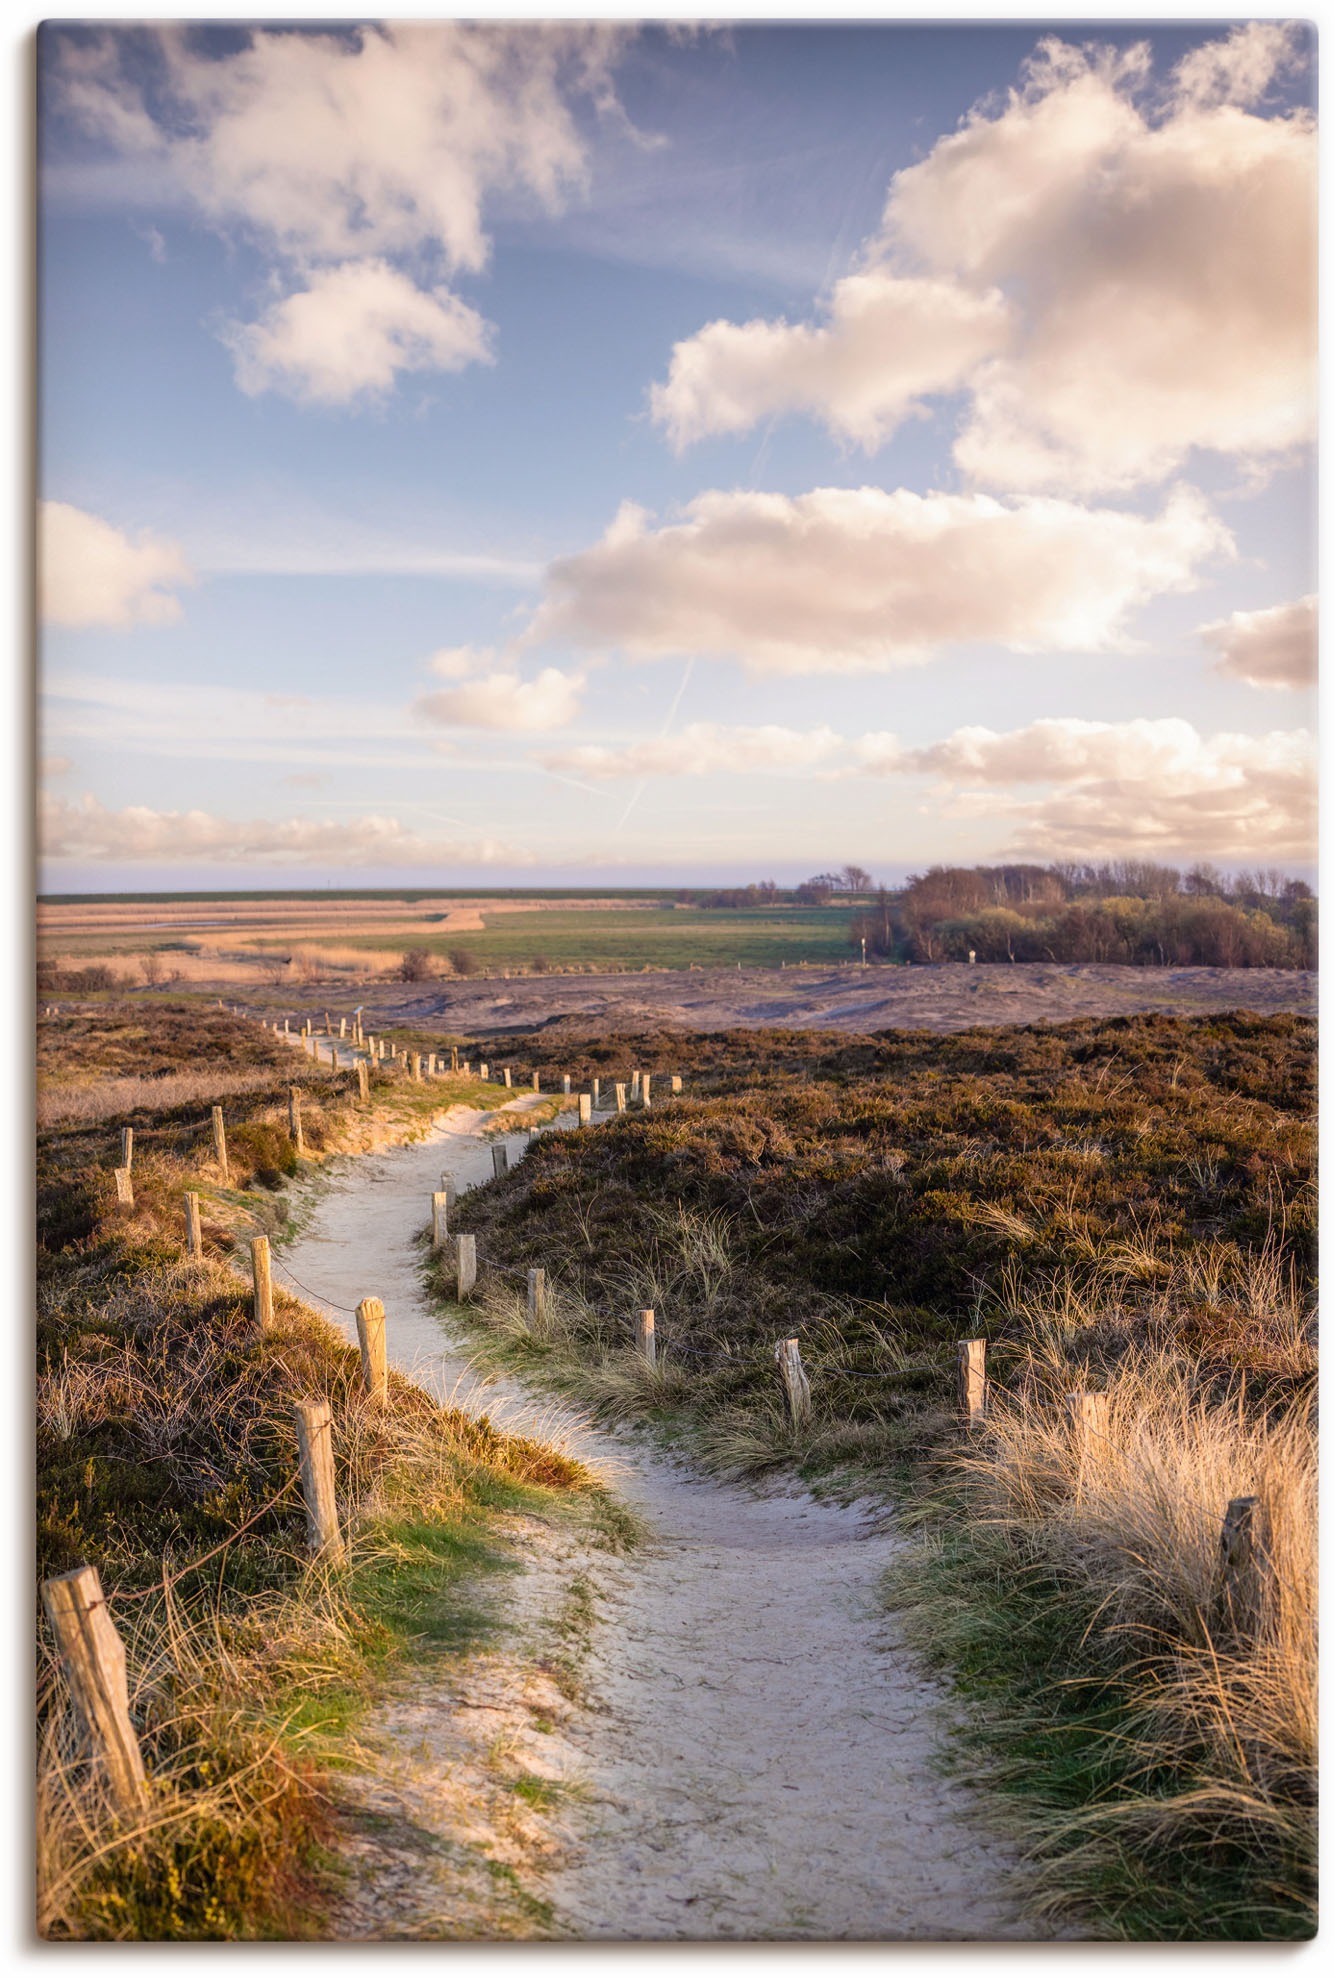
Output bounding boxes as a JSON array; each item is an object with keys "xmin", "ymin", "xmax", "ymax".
[
  {"xmin": 222, "ymin": 259, "xmax": 493, "ymax": 405},
  {"xmin": 39, "ymin": 792, "xmax": 534, "ymax": 868},
  {"xmin": 49, "ymin": 21, "xmax": 630, "ymax": 401},
  {"xmin": 414, "ymin": 650, "xmax": 584, "ymax": 731},
  {"xmin": 540, "ymin": 722, "xmax": 844, "ymax": 778},
  {"xmin": 529, "ymin": 483, "xmax": 1230, "ymax": 675},
  {"xmin": 39, "ymin": 501, "xmax": 194, "ymax": 628},
  {"xmin": 1198, "ymin": 594, "xmax": 1316, "ymax": 691},
  {"xmin": 652, "ymin": 274, "xmax": 1010, "ymax": 451},
  {"xmin": 651, "ymin": 25, "xmax": 1313, "ymax": 491},
  {"xmin": 884, "ymin": 715, "xmax": 1314, "ymax": 861}
]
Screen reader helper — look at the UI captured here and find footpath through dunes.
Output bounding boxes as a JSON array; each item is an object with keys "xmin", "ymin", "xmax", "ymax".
[{"xmin": 276, "ymin": 1093, "xmax": 1035, "ymax": 1941}]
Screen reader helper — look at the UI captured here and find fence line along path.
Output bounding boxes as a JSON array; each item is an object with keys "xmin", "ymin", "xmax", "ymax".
[{"xmin": 270, "ymin": 1090, "xmax": 1033, "ymax": 1941}]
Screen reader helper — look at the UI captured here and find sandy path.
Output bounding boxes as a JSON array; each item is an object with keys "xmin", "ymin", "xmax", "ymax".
[{"xmin": 277, "ymin": 1099, "xmax": 1033, "ymax": 1941}]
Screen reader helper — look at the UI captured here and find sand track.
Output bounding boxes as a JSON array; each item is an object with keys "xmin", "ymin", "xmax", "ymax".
[{"xmin": 277, "ymin": 1091, "xmax": 1034, "ymax": 1940}]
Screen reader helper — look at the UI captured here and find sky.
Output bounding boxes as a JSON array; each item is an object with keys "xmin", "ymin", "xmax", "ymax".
[{"xmin": 34, "ymin": 13, "xmax": 1317, "ymax": 893}]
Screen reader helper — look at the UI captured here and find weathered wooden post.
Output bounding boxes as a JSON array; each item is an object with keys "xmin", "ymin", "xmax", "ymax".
[
  {"xmin": 631, "ymin": 1070, "xmax": 641, "ymax": 1100},
  {"xmin": 120, "ymin": 1126, "xmax": 134, "ymax": 1170},
  {"xmin": 293, "ymin": 1401, "xmax": 343, "ymax": 1562},
  {"xmin": 355, "ymin": 1296, "xmax": 388, "ymax": 1402},
  {"xmin": 456, "ymin": 1233, "xmax": 477, "ymax": 1300},
  {"xmin": 562, "ymin": 1074, "xmax": 571, "ymax": 1095},
  {"xmin": 41, "ymin": 1565, "xmax": 148, "ymax": 1813},
  {"xmin": 637, "ymin": 1308, "xmax": 656, "ymax": 1368},
  {"xmin": 184, "ymin": 1191, "xmax": 202, "ymax": 1256},
  {"xmin": 410, "ymin": 1051, "xmax": 422, "ymax": 1082},
  {"xmin": 614, "ymin": 1083, "xmax": 627, "ymax": 1113},
  {"xmin": 641, "ymin": 1073, "xmax": 652, "ymax": 1109},
  {"xmin": 251, "ymin": 1235, "xmax": 273, "ymax": 1331},
  {"xmin": 431, "ymin": 1191, "xmax": 449, "ymax": 1248},
  {"xmin": 212, "ymin": 1105, "xmax": 229, "ymax": 1181},
  {"xmin": 114, "ymin": 1168, "xmax": 133, "ymax": 1208},
  {"xmin": 339, "ymin": 1016, "xmax": 346, "ymax": 1038},
  {"xmin": 671, "ymin": 1075, "xmax": 682, "ymax": 1096},
  {"xmin": 1064, "ymin": 1390, "xmax": 1110, "ymax": 1494},
  {"xmin": 357, "ymin": 1060, "xmax": 370, "ymax": 1103},
  {"xmin": 503, "ymin": 1065, "xmax": 512, "ymax": 1088},
  {"xmin": 492, "ymin": 1143, "xmax": 509, "ymax": 1179},
  {"xmin": 592, "ymin": 1077, "xmax": 600, "ymax": 1107},
  {"xmin": 479, "ymin": 1061, "xmax": 489, "ymax": 1082},
  {"xmin": 288, "ymin": 1085, "xmax": 305, "ymax": 1156},
  {"xmin": 284, "ymin": 1017, "xmax": 290, "ymax": 1035},
  {"xmin": 365, "ymin": 1034, "xmax": 375, "ymax": 1061},
  {"xmin": 450, "ymin": 1046, "xmax": 459, "ymax": 1072},
  {"xmin": 578, "ymin": 1093, "xmax": 592, "ymax": 1125},
  {"xmin": 775, "ymin": 1338, "xmax": 811, "ymax": 1425},
  {"xmin": 532, "ymin": 1071, "xmax": 540, "ymax": 1091},
  {"xmin": 956, "ymin": 1339, "xmax": 987, "ymax": 1427},
  {"xmin": 1220, "ymin": 1496, "xmax": 1270, "ymax": 1642},
  {"xmin": 527, "ymin": 1268, "xmax": 547, "ymax": 1331}
]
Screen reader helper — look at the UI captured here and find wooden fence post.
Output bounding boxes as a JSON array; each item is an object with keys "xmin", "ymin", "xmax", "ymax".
[
  {"xmin": 492, "ymin": 1143, "xmax": 509, "ymax": 1179},
  {"xmin": 357, "ymin": 1060, "xmax": 370, "ymax": 1103},
  {"xmin": 637, "ymin": 1309, "xmax": 656, "ymax": 1368},
  {"xmin": 114, "ymin": 1168, "xmax": 133, "ymax": 1208},
  {"xmin": 288, "ymin": 1086, "xmax": 305, "ymax": 1156},
  {"xmin": 592, "ymin": 1077, "xmax": 600, "ymax": 1107},
  {"xmin": 562, "ymin": 1074, "xmax": 571, "ymax": 1095},
  {"xmin": 641, "ymin": 1073, "xmax": 652, "ymax": 1109},
  {"xmin": 578, "ymin": 1093, "xmax": 592, "ymax": 1125},
  {"xmin": 956, "ymin": 1339, "xmax": 987, "ymax": 1427},
  {"xmin": 671, "ymin": 1075, "xmax": 682, "ymax": 1096},
  {"xmin": 456, "ymin": 1234, "xmax": 477, "ymax": 1300},
  {"xmin": 775, "ymin": 1338, "xmax": 811, "ymax": 1425},
  {"xmin": 293, "ymin": 1402, "xmax": 343, "ymax": 1562},
  {"xmin": 1220, "ymin": 1496, "xmax": 1270, "ymax": 1642},
  {"xmin": 631, "ymin": 1071, "xmax": 641, "ymax": 1100},
  {"xmin": 527, "ymin": 1268, "xmax": 547, "ymax": 1330},
  {"xmin": 212, "ymin": 1105, "xmax": 229, "ymax": 1181},
  {"xmin": 120, "ymin": 1126, "xmax": 134, "ymax": 1170},
  {"xmin": 531, "ymin": 1071, "xmax": 540, "ymax": 1091},
  {"xmin": 339, "ymin": 1017, "xmax": 346, "ymax": 1038},
  {"xmin": 431, "ymin": 1191, "xmax": 449, "ymax": 1248},
  {"xmin": 41, "ymin": 1565, "xmax": 148, "ymax": 1813},
  {"xmin": 355, "ymin": 1297, "xmax": 388, "ymax": 1402},
  {"xmin": 1064, "ymin": 1390, "xmax": 1110, "ymax": 1493},
  {"xmin": 503, "ymin": 1066, "xmax": 512, "ymax": 1088},
  {"xmin": 614, "ymin": 1083, "xmax": 627, "ymax": 1113},
  {"xmin": 410, "ymin": 1052, "xmax": 422, "ymax": 1082},
  {"xmin": 250, "ymin": 1235, "xmax": 274, "ymax": 1330},
  {"xmin": 480, "ymin": 1061, "xmax": 489, "ymax": 1082},
  {"xmin": 450, "ymin": 1047, "xmax": 459, "ymax": 1072},
  {"xmin": 184, "ymin": 1191, "xmax": 202, "ymax": 1256}
]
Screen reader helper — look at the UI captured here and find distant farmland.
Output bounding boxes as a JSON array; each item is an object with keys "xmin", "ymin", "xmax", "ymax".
[{"xmin": 37, "ymin": 891, "xmax": 866, "ymax": 984}]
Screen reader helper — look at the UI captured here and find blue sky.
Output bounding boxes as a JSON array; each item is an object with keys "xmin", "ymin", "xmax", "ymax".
[{"xmin": 36, "ymin": 16, "xmax": 1316, "ymax": 891}]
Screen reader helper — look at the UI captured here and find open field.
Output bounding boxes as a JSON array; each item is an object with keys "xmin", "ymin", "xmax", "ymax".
[{"xmin": 38, "ymin": 892, "xmax": 864, "ymax": 982}]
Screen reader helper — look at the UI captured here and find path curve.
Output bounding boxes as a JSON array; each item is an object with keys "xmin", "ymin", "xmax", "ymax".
[{"xmin": 279, "ymin": 1102, "xmax": 1033, "ymax": 1941}]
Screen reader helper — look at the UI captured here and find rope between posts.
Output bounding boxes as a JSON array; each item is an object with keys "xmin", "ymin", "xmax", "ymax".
[{"xmin": 108, "ymin": 1477, "xmax": 301, "ymax": 1603}]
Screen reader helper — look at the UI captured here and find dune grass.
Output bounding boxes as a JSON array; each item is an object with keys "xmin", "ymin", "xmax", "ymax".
[
  {"xmin": 36, "ymin": 1003, "xmax": 609, "ymax": 1940},
  {"xmin": 427, "ymin": 1011, "xmax": 1315, "ymax": 1938}
]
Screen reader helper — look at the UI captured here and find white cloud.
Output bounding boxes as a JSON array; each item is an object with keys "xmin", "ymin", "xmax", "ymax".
[
  {"xmin": 51, "ymin": 21, "xmax": 626, "ymax": 270},
  {"xmin": 652, "ymin": 273, "xmax": 1010, "ymax": 451},
  {"xmin": 1198, "ymin": 594, "xmax": 1316, "ymax": 691},
  {"xmin": 222, "ymin": 259, "xmax": 493, "ymax": 405},
  {"xmin": 415, "ymin": 663, "xmax": 584, "ymax": 731},
  {"xmin": 39, "ymin": 792, "xmax": 534, "ymax": 868},
  {"xmin": 39, "ymin": 501, "xmax": 194, "ymax": 628},
  {"xmin": 651, "ymin": 26, "xmax": 1313, "ymax": 492},
  {"xmin": 50, "ymin": 21, "xmax": 630, "ymax": 403},
  {"xmin": 529, "ymin": 483, "xmax": 1230, "ymax": 675},
  {"xmin": 540, "ymin": 722, "xmax": 844, "ymax": 778},
  {"xmin": 883, "ymin": 715, "xmax": 1314, "ymax": 861}
]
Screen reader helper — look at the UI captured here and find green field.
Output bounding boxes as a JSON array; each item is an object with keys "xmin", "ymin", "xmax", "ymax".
[{"xmin": 258, "ymin": 904, "xmax": 865, "ymax": 972}]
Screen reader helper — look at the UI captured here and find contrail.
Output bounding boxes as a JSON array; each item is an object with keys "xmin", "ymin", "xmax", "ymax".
[{"xmin": 615, "ymin": 657, "xmax": 696, "ymax": 833}]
